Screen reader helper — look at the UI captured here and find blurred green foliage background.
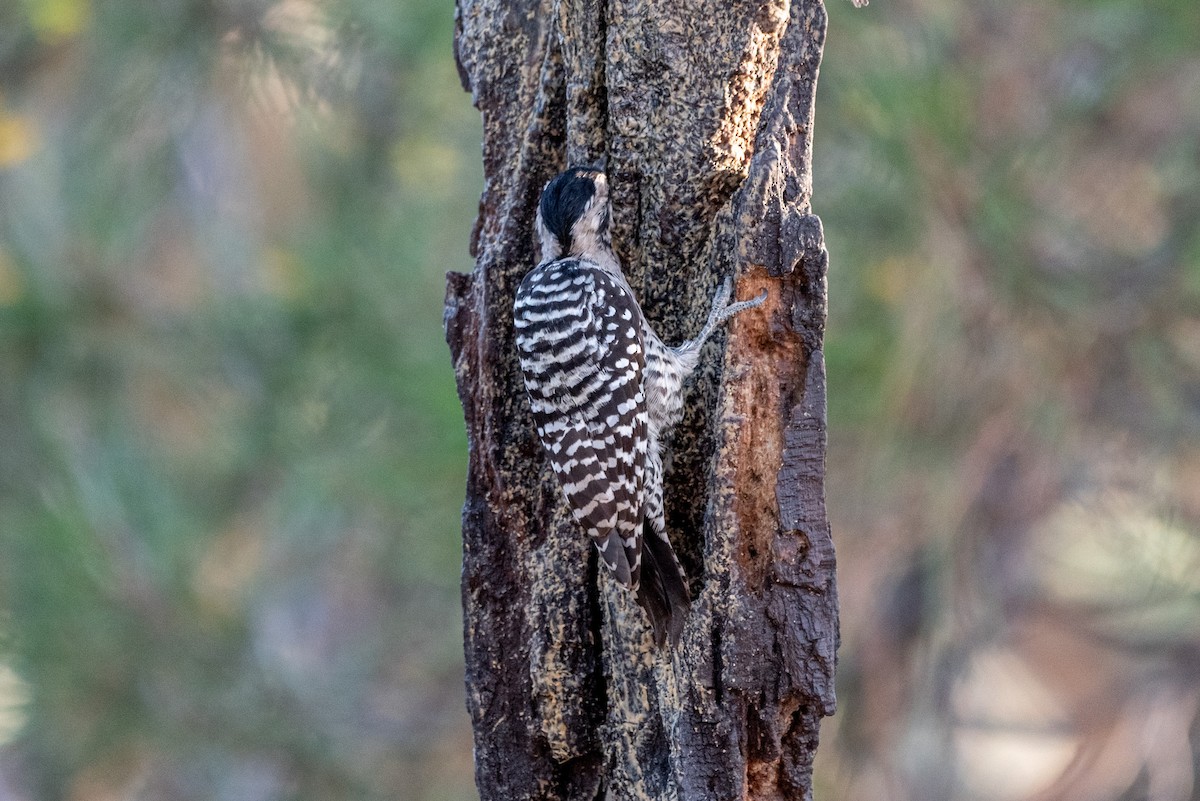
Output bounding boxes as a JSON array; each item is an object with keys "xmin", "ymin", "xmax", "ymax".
[
  {"xmin": 1, "ymin": 0, "xmax": 479, "ymax": 797},
  {"xmin": 0, "ymin": 0, "xmax": 1197, "ymax": 799},
  {"xmin": 818, "ymin": 2, "xmax": 1200, "ymax": 800}
]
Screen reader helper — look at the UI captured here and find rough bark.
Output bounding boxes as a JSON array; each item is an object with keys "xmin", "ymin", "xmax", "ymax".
[{"xmin": 445, "ymin": 0, "xmax": 837, "ymax": 798}]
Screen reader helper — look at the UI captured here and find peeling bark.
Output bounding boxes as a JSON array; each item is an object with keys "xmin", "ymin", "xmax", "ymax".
[{"xmin": 446, "ymin": 1, "xmax": 838, "ymax": 798}]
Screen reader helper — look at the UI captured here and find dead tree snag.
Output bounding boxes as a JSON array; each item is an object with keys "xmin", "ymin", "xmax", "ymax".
[{"xmin": 445, "ymin": 1, "xmax": 838, "ymax": 798}]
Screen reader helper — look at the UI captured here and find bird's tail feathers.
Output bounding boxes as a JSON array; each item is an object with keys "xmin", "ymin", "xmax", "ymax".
[{"xmin": 635, "ymin": 523, "xmax": 692, "ymax": 647}]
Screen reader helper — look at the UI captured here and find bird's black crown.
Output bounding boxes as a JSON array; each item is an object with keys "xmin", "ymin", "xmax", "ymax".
[{"xmin": 539, "ymin": 167, "xmax": 604, "ymax": 250}]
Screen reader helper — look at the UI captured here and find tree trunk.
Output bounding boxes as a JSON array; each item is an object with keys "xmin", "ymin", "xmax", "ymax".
[{"xmin": 444, "ymin": 0, "xmax": 838, "ymax": 798}]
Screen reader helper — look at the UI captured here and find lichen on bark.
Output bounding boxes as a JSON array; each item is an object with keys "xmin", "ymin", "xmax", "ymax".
[{"xmin": 445, "ymin": 1, "xmax": 838, "ymax": 798}]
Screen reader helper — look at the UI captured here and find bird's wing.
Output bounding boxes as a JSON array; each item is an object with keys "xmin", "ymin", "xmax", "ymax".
[{"xmin": 514, "ymin": 259, "xmax": 648, "ymax": 588}]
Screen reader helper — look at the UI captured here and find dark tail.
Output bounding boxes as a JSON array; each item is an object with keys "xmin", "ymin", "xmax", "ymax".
[{"xmin": 635, "ymin": 522, "xmax": 692, "ymax": 647}]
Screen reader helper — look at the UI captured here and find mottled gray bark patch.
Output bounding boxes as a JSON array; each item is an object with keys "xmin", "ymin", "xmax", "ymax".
[{"xmin": 445, "ymin": 1, "xmax": 838, "ymax": 798}]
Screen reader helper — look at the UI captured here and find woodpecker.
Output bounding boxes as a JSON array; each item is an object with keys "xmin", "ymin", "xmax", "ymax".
[{"xmin": 513, "ymin": 166, "xmax": 767, "ymax": 645}]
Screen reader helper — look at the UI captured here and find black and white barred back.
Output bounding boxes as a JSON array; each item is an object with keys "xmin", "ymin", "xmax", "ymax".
[
  {"xmin": 513, "ymin": 167, "xmax": 766, "ymax": 645},
  {"xmin": 514, "ymin": 260, "xmax": 649, "ymax": 587}
]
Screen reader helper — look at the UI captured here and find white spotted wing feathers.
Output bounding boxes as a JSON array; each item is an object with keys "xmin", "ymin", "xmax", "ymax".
[{"xmin": 513, "ymin": 260, "xmax": 649, "ymax": 588}]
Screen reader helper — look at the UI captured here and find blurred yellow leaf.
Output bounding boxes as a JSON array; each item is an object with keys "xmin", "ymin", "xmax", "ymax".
[
  {"xmin": 0, "ymin": 112, "xmax": 36, "ymax": 167},
  {"xmin": 23, "ymin": 0, "xmax": 90, "ymax": 42}
]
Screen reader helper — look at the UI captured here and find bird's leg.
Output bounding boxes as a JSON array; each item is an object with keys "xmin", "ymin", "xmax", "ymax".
[{"xmin": 690, "ymin": 278, "xmax": 768, "ymax": 349}]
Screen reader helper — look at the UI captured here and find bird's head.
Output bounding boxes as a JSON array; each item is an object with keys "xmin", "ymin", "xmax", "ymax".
[{"xmin": 535, "ymin": 166, "xmax": 612, "ymax": 263}]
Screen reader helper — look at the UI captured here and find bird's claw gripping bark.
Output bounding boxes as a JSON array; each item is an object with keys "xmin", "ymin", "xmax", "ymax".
[
  {"xmin": 697, "ymin": 278, "xmax": 768, "ymax": 346},
  {"xmin": 710, "ymin": 280, "xmax": 767, "ymax": 327}
]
